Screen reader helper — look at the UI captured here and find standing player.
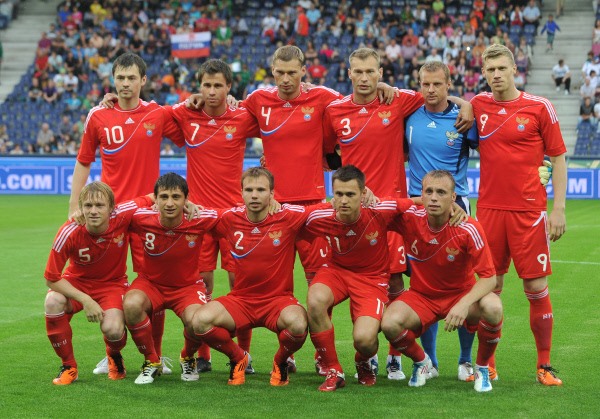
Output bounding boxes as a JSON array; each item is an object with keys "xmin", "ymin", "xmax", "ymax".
[
  {"xmin": 322, "ymin": 48, "xmax": 474, "ymax": 380},
  {"xmin": 304, "ymin": 165, "xmax": 416, "ymax": 391},
  {"xmin": 169, "ymin": 59, "xmax": 259, "ymax": 373},
  {"xmin": 124, "ymin": 173, "xmax": 219, "ymax": 384},
  {"xmin": 381, "ymin": 170, "xmax": 503, "ymax": 392},
  {"xmin": 44, "ymin": 182, "xmax": 152, "ymax": 385},
  {"xmin": 405, "ymin": 61, "xmax": 480, "ymax": 381},
  {"xmin": 70, "ymin": 52, "xmax": 184, "ymax": 375},
  {"xmin": 193, "ymin": 168, "xmax": 311, "ymax": 386},
  {"xmin": 472, "ymin": 44, "xmax": 566, "ymax": 386}
]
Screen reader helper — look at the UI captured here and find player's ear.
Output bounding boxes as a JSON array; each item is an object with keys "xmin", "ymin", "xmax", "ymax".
[{"xmin": 141, "ymin": 75, "xmax": 147, "ymax": 86}]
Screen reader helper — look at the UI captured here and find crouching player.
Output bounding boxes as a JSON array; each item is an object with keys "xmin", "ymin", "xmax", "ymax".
[
  {"xmin": 381, "ymin": 170, "xmax": 503, "ymax": 392},
  {"xmin": 44, "ymin": 182, "xmax": 153, "ymax": 385},
  {"xmin": 124, "ymin": 173, "xmax": 219, "ymax": 384},
  {"xmin": 192, "ymin": 167, "xmax": 309, "ymax": 386}
]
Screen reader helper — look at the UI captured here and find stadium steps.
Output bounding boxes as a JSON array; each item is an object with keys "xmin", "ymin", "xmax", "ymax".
[
  {"xmin": 0, "ymin": 0, "xmax": 60, "ymax": 103},
  {"xmin": 525, "ymin": 0, "xmax": 595, "ymax": 155}
]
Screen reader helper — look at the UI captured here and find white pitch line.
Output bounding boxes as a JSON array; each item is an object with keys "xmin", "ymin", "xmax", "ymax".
[{"xmin": 553, "ymin": 260, "xmax": 600, "ymax": 266}]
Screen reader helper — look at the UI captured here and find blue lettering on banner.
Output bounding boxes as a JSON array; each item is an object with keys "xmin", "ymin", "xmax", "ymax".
[{"xmin": 0, "ymin": 157, "xmax": 598, "ymax": 198}]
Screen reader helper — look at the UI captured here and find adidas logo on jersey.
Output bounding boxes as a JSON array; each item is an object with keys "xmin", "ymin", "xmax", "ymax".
[
  {"xmin": 427, "ymin": 121, "xmax": 436, "ymax": 128},
  {"xmin": 498, "ymin": 108, "xmax": 507, "ymax": 115},
  {"xmin": 429, "ymin": 238, "xmax": 439, "ymax": 244},
  {"xmin": 166, "ymin": 231, "xmax": 175, "ymax": 236},
  {"xmin": 208, "ymin": 119, "xmax": 217, "ymax": 125},
  {"xmin": 125, "ymin": 117, "xmax": 135, "ymax": 124},
  {"xmin": 251, "ymin": 227, "xmax": 261, "ymax": 234},
  {"xmin": 96, "ymin": 238, "xmax": 105, "ymax": 243},
  {"xmin": 359, "ymin": 107, "xmax": 368, "ymax": 114},
  {"xmin": 283, "ymin": 102, "xmax": 292, "ymax": 108},
  {"xmin": 346, "ymin": 230, "xmax": 356, "ymax": 236}
]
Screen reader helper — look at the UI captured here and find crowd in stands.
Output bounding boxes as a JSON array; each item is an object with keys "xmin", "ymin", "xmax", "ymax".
[{"xmin": 0, "ymin": 0, "xmax": 544, "ymax": 156}]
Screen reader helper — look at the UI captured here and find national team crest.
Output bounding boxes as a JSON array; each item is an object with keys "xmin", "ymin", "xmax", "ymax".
[
  {"xmin": 446, "ymin": 247, "xmax": 459, "ymax": 262},
  {"xmin": 113, "ymin": 233, "xmax": 125, "ymax": 247},
  {"xmin": 302, "ymin": 106, "xmax": 314, "ymax": 121},
  {"xmin": 186, "ymin": 234, "xmax": 198, "ymax": 247},
  {"xmin": 445, "ymin": 131, "xmax": 459, "ymax": 146},
  {"xmin": 144, "ymin": 123, "xmax": 156, "ymax": 137},
  {"xmin": 516, "ymin": 116, "xmax": 529, "ymax": 132},
  {"xmin": 224, "ymin": 125, "xmax": 236, "ymax": 140},
  {"xmin": 378, "ymin": 111, "xmax": 391, "ymax": 125},
  {"xmin": 269, "ymin": 230, "xmax": 282, "ymax": 246},
  {"xmin": 366, "ymin": 231, "xmax": 379, "ymax": 246}
]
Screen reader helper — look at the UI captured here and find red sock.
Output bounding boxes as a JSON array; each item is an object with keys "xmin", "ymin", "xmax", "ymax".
[
  {"xmin": 476, "ymin": 319, "xmax": 502, "ymax": 366},
  {"xmin": 196, "ymin": 342, "xmax": 211, "ymax": 360},
  {"xmin": 310, "ymin": 328, "xmax": 342, "ymax": 372},
  {"xmin": 236, "ymin": 328, "xmax": 252, "ymax": 353},
  {"xmin": 526, "ymin": 286, "xmax": 554, "ymax": 367},
  {"xmin": 390, "ymin": 329, "xmax": 426, "ymax": 363},
  {"xmin": 104, "ymin": 330, "xmax": 127, "ymax": 357},
  {"xmin": 198, "ymin": 327, "xmax": 244, "ymax": 362},
  {"xmin": 355, "ymin": 351, "xmax": 375, "ymax": 363},
  {"xmin": 181, "ymin": 329, "xmax": 203, "ymax": 359},
  {"xmin": 151, "ymin": 309, "xmax": 165, "ymax": 358},
  {"xmin": 46, "ymin": 312, "xmax": 76, "ymax": 368},
  {"xmin": 274, "ymin": 329, "xmax": 307, "ymax": 364},
  {"xmin": 388, "ymin": 344, "xmax": 402, "ymax": 357},
  {"xmin": 128, "ymin": 317, "xmax": 160, "ymax": 363}
]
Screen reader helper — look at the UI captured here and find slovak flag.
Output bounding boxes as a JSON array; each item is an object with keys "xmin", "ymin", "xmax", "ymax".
[{"xmin": 170, "ymin": 31, "xmax": 211, "ymax": 58}]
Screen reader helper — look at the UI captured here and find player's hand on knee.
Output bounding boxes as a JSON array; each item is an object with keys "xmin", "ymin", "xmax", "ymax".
[
  {"xmin": 99, "ymin": 93, "xmax": 118, "ymax": 109},
  {"xmin": 444, "ymin": 303, "xmax": 468, "ymax": 332},
  {"xmin": 538, "ymin": 160, "xmax": 552, "ymax": 186},
  {"xmin": 449, "ymin": 203, "xmax": 467, "ymax": 225},
  {"xmin": 82, "ymin": 298, "xmax": 104, "ymax": 323}
]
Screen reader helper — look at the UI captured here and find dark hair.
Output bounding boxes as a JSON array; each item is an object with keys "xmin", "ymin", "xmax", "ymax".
[
  {"xmin": 197, "ymin": 58, "xmax": 233, "ymax": 85},
  {"xmin": 332, "ymin": 165, "xmax": 366, "ymax": 190},
  {"xmin": 154, "ymin": 172, "xmax": 189, "ymax": 197},
  {"xmin": 241, "ymin": 167, "xmax": 274, "ymax": 190},
  {"xmin": 422, "ymin": 169, "xmax": 456, "ymax": 192},
  {"xmin": 112, "ymin": 52, "xmax": 147, "ymax": 78}
]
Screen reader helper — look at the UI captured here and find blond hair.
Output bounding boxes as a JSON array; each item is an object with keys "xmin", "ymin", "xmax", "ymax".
[
  {"xmin": 348, "ymin": 47, "xmax": 380, "ymax": 67},
  {"xmin": 272, "ymin": 45, "xmax": 305, "ymax": 66},
  {"xmin": 419, "ymin": 61, "xmax": 450, "ymax": 82},
  {"xmin": 78, "ymin": 181, "xmax": 115, "ymax": 211},
  {"xmin": 482, "ymin": 43, "xmax": 515, "ymax": 66}
]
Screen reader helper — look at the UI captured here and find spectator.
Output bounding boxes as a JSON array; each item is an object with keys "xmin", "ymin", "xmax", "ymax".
[
  {"xmin": 47, "ymin": 51, "xmax": 64, "ymax": 74},
  {"xmin": 578, "ymin": 96, "xmax": 595, "ymax": 130},
  {"xmin": 580, "ymin": 76, "xmax": 596, "ymax": 100},
  {"xmin": 510, "ymin": 6, "xmax": 524, "ymax": 27},
  {"xmin": 64, "ymin": 70, "xmax": 79, "ymax": 94},
  {"xmin": 213, "ymin": 20, "xmax": 232, "ymax": 47},
  {"xmin": 593, "ymin": 19, "xmax": 600, "ymax": 57},
  {"xmin": 43, "ymin": 79, "xmax": 58, "ymax": 104},
  {"xmin": 53, "ymin": 68, "xmax": 67, "ymax": 97},
  {"xmin": 233, "ymin": 15, "xmax": 249, "ymax": 36},
  {"xmin": 593, "ymin": 99, "xmax": 600, "ymax": 133},
  {"xmin": 295, "ymin": 7, "xmax": 310, "ymax": 41},
  {"xmin": 307, "ymin": 57, "xmax": 327, "ymax": 83},
  {"xmin": 36, "ymin": 123, "xmax": 55, "ymax": 148},
  {"xmin": 540, "ymin": 14, "xmax": 560, "ymax": 52},
  {"xmin": 261, "ymin": 11, "xmax": 278, "ymax": 42},
  {"xmin": 161, "ymin": 143, "xmax": 175, "ymax": 156},
  {"xmin": 65, "ymin": 92, "xmax": 82, "ymax": 113},
  {"xmin": 306, "ymin": 3, "xmax": 321, "ymax": 27},
  {"xmin": 165, "ymin": 85, "xmax": 180, "ymax": 105},
  {"xmin": 515, "ymin": 50, "xmax": 529, "ymax": 74},
  {"xmin": 425, "ymin": 48, "xmax": 443, "ymax": 62},
  {"xmin": 58, "ymin": 115, "xmax": 73, "ymax": 139},
  {"xmin": 10, "ymin": 144, "xmax": 24, "ymax": 155},
  {"xmin": 523, "ymin": 0, "xmax": 541, "ymax": 33},
  {"xmin": 551, "ymin": 59, "xmax": 571, "ymax": 95},
  {"xmin": 385, "ymin": 38, "xmax": 401, "ymax": 61},
  {"xmin": 28, "ymin": 77, "xmax": 43, "ymax": 102}
]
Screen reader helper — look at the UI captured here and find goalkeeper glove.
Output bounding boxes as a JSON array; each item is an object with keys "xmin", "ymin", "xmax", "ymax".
[{"xmin": 538, "ymin": 160, "xmax": 552, "ymax": 186}]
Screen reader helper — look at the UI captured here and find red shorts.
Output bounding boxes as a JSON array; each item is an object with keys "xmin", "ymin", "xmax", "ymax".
[
  {"xmin": 216, "ymin": 294, "xmax": 302, "ymax": 333},
  {"xmin": 198, "ymin": 230, "xmax": 234, "ymax": 273},
  {"xmin": 387, "ymin": 231, "xmax": 407, "ymax": 274},
  {"xmin": 398, "ymin": 289, "xmax": 470, "ymax": 337},
  {"xmin": 58, "ymin": 278, "xmax": 128, "ymax": 313},
  {"xmin": 129, "ymin": 277, "xmax": 207, "ymax": 317},
  {"xmin": 311, "ymin": 265, "xmax": 389, "ymax": 322},
  {"xmin": 476, "ymin": 208, "xmax": 552, "ymax": 279},
  {"xmin": 292, "ymin": 199, "xmax": 330, "ymax": 274}
]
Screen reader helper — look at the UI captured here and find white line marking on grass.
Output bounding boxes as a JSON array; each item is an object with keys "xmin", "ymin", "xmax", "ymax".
[{"xmin": 553, "ymin": 260, "xmax": 600, "ymax": 266}]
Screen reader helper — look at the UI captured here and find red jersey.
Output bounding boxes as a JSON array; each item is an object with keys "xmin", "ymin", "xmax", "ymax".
[
  {"xmin": 391, "ymin": 206, "xmax": 495, "ymax": 298},
  {"xmin": 303, "ymin": 199, "xmax": 414, "ymax": 275},
  {"xmin": 168, "ymin": 103, "xmax": 259, "ymax": 206},
  {"xmin": 471, "ymin": 92, "xmax": 567, "ymax": 211},
  {"xmin": 44, "ymin": 196, "xmax": 152, "ymax": 283},
  {"xmin": 129, "ymin": 208, "xmax": 219, "ymax": 287},
  {"xmin": 323, "ymin": 90, "xmax": 424, "ymax": 197},
  {"xmin": 215, "ymin": 204, "xmax": 314, "ymax": 298},
  {"xmin": 77, "ymin": 100, "xmax": 185, "ymax": 201},
  {"xmin": 242, "ymin": 86, "xmax": 342, "ymax": 202}
]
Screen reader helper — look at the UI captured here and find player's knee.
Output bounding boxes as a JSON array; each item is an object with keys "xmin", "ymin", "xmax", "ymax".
[
  {"xmin": 481, "ymin": 294, "xmax": 503, "ymax": 324},
  {"xmin": 353, "ymin": 332, "xmax": 378, "ymax": 355},
  {"xmin": 44, "ymin": 291, "xmax": 67, "ymax": 314},
  {"xmin": 192, "ymin": 306, "xmax": 214, "ymax": 334},
  {"xmin": 307, "ymin": 287, "xmax": 331, "ymax": 314},
  {"xmin": 102, "ymin": 322, "xmax": 125, "ymax": 341},
  {"xmin": 285, "ymin": 311, "xmax": 308, "ymax": 335},
  {"xmin": 381, "ymin": 308, "xmax": 404, "ymax": 337},
  {"xmin": 122, "ymin": 291, "xmax": 146, "ymax": 321}
]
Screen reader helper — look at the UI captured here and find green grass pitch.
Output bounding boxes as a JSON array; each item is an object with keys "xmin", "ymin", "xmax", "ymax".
[{"xmin": 0, "ymin": 196, "xmax": 598, "ymax": 418}]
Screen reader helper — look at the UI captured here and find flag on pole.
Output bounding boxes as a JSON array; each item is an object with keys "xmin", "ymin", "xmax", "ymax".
[{"xmin": 170, "ymin": 32, "xmax": 211, "ymax": 58}]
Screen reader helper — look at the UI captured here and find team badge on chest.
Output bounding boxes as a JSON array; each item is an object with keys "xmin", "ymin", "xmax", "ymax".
[
  {"xmin": 445, "ymin": 131, "xmax": 458, "ymax": 146},
  {"xmin": 186, "ymin": 234, "xmax": 198, "ymax": 248},
  {"xmin": 366, "ymin": 231, "xmax": 379, "ymax": 246},
  {"xmin": 302, "ymin": 107, "xmax": 314, "ymax": 121},
  {"xmin": 446, "ymin": 247, "xmax": 459, "ymax": 262},
  {"xmin": 144, "ymin": 123, "xmax": 155, "ymax": 137},
  {"xmin": 378, "ymin": 111, "xmax": 391, "ymax": 125},
  {"xmin": 113, "ymin": 233, "xmax": 125, "ymax": 247},
  {"xmin": 224, "ymin": 125, "xmax": 236, "ymax": 140},
  {"xmin": 269, "ymin": 230, "xmax": 282, "ymax": 246},
  {"xmin": 516, "ymin": 116, "xmax": 529, "ymax": 132}
]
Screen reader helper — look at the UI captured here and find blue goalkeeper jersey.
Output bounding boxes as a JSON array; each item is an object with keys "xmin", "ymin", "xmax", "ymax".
[{"xmin": 405, "ymin": 102, "xmax": 479, "ymax": 197}]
